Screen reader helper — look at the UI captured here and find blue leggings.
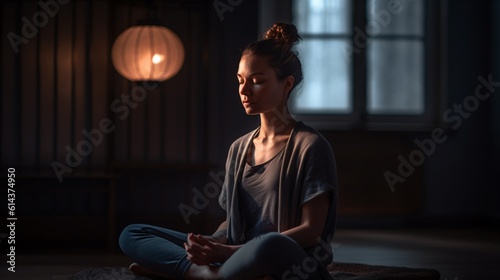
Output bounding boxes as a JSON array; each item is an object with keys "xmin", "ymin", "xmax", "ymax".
[{"xmin": 119, "ymin": 224, "xmax": 329, "ymax": 279}]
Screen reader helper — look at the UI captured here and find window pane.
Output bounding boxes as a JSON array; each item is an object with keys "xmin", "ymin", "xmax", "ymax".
[
  {"xmin": 366, "ymin": 0, "xmax": 423, "ymax": 36},
  {"xmin": 293, "ymin": 0, "xmax": 352, "ymax": 34},
  {"xmin": 291, "ymin": 39, "xmax": 352, "ymax": 114},
  {"xmin": 367, "ymin": 39, "xmax": 424, "ymax": 114}
]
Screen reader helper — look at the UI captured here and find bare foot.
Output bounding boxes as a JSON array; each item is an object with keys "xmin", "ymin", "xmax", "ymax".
[
  {"xmin": 184, "ymin": 264, "xmax": 222, "ymax": 280},
  {"xmin": 129, "ymin": 263, "xmax": 153, "ymax": 277}
]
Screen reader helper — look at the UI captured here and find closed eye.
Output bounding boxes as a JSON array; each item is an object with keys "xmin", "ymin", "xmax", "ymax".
[{"xmin": 237, "ymin": 79, "xmax": 263, "ymax": 85}]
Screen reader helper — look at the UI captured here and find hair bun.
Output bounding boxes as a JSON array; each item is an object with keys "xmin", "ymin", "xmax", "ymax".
[{"xmin": 264, "ymin": 23, "xmax": 301, "ymax": 49}]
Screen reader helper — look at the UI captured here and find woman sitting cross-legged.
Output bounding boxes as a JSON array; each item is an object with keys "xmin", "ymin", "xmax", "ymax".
[{"xmin": 119, "ymin": 22, "xmax": 338, "ymax": 280}]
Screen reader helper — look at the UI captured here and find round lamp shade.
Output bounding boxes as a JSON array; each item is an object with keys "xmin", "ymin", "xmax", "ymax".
[{"xmin": 111, "ymin": 25, "xmax": 184, "ymax": 82}]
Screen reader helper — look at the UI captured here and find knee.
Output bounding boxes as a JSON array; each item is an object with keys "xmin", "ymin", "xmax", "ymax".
[
  {"xmin": 257, "ymin": 232, "xmax": 295, "ymax": 246},
  {"xmin": 118, "ymin": 224, "xmax": 144, "ymax": 253},
  {"xmin": 252, "ymin": 232, "xmax": 298, "ymax": 259}
]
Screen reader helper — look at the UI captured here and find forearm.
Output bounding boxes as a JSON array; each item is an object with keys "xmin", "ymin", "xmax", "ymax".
[
  {"xmin": 211, "ymin": 220, "xmax": 228, "ymax": 244},
  {"xmin": 212, "ymin": 220, "xmax": 242, "ymax": 259},
  {"xmin": 281, "ymin": 224, "xmax": 321, "ymax": 248},
  {"xmin": 281, "ymin": 193, "xmax": 330, "ymax": 248}
]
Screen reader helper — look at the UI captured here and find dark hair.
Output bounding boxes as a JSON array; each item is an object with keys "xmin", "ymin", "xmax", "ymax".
[{"xmin": 242, "ymin": 23, "xmax": 303, "ymax": 93}]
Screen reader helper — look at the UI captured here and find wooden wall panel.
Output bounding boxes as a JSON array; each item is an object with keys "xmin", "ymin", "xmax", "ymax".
[
  {"xmin": 20, "ymin": 1, "xmax": 38, "ymax": 167},
  {"xmin": 174, "ymin": 11, "xmax": 190, "ymax": 162},
  {"xmin": 129, "ymin": 7, "xmax": 149, "ymax": 162},
  {"xmin": 146, "ymin": 87, "xmax": 162, "ymax": 162},
  {"xmin": 56, "ymin": 1, "xmax": 74, "ymax": 164},
  {"xmin": 89, "ymin": 1, "xmax": 110, "ymax": 167},
  {"xmin": 159, "ymin": 8, "xmax": 190, "ymax": 163},
  {"xmin": 162, "ymin": 81, "xmax": 180, "ymax": 161},
  {"xmin": 129, "ymin": 87, "xmax": 146, "ymax": 162},
  {"xmin": 1, "ymin": 0, "xmax": 210, "ymax": 171},
  {"xmin": 38, "ymin": 1, "xmax": 56, "ymax": 167},
  {"xmin": 73, "ymin": 0, "xmax": 90, "ymax": 167},
  {"xmin": 187, "ymin": 10, "xmax": 207, "ymax": 163},
  {"xmin": 1, "ymin": 1, "xmax": 20, "ymax": 166},
  {"xmin": 110, "ymin": 4, "xmax": 132, "ymax": 162}
]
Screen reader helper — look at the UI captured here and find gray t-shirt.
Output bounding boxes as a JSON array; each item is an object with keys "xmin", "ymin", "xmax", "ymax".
[
  {"xmin": 239, "ymin": 147, "xmax": 285, "ymax": 241},
  {"xmin": 219, "ymin": 121, "xmax": 338, "ymax": 269}
]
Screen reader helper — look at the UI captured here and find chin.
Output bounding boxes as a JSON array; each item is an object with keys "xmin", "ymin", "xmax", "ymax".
[{"xmin": 244, "ymin": 109, "xmax": 260, "ymax": 115}]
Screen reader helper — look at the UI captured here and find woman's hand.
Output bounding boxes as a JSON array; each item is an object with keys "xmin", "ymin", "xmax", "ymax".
[{"xmin": 184, "ymin": 233, "xmax": 240, "ymax": 265}]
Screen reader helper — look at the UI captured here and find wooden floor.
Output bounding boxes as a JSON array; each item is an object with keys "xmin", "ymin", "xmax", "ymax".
[
  {"xmin": 1, "ymin": 228, "xmax": 499, "ymax": 280},
  {"xmin": 332, "ymin": 228, "xmax": 500, "ymax": 280}
]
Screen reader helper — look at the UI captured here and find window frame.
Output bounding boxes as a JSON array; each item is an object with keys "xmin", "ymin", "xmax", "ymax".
[{"xmin": 283, "ymin": 0, "xmax": 446, "ymax": 131}]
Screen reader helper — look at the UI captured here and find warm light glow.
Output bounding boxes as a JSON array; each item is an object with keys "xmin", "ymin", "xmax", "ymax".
[
  {"xmin": 152, "ymin": 54, "xmax": 163, "ymax": 64},
  {"xmin": 111, "ymin": 25, "xmax": 184, "ymax": 82}
]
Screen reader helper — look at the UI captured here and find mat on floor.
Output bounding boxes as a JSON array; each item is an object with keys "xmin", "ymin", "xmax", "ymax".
[
  {"xmin": 327, "ymin": 262, "xmax": 440, "ymax": 279},
  {"xmin": 67, "ymin": 262, "xmax": 440, "ymax": 280}
]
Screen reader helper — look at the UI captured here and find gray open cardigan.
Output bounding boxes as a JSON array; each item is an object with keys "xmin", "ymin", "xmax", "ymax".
[{"xmin": 218, "ymin": 121, "xmax": 338, "ymax": 264}]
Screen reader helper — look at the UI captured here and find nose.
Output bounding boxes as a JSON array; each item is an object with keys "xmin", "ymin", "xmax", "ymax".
[{"xmin": 239, "ymin": 80, "xmax": 251, "ymax": 96}]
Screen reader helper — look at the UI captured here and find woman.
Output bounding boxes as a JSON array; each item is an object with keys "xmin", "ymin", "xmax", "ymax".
[{"xmin": 119, "ymin": 22, "xmax": 338, "ymax": 280}]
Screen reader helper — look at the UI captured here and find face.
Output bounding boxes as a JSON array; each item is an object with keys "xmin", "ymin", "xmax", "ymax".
[{"xmin": 237, "ymin": 54, "xmax": 293, "ymax": 115}]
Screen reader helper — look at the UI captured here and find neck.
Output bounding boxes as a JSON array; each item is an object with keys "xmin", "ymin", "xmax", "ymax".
[{"xmin": 258, "ymin": 107, "xmax": 296, "ymax": 139}]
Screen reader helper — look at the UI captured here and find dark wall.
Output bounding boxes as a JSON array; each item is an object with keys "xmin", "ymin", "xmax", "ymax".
[
  {"xmin": 1, "ymin": 0, "xmax": 211, "ymax": 171},
  {"xmin": 421, "ymin": 0, "xmax": 499, "ymax": 222},
  {"xmin": 0, "ymin": 0, "xmax": 499, "ymax": 251},
  {"xmin": 0, "ymin": 0, "xmax": 261, "ymax": 250}
]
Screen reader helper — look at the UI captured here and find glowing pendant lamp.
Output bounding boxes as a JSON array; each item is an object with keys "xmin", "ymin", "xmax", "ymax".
[{"xmin": 111, "ymin": 25, "xmax": 184, "ymax": 82}]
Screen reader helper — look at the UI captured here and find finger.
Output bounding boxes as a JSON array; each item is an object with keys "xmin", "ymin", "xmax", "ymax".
[
  {"xmin": 184, "ymin": 243, "xmax": 195, "ymax": 259},
  {"xmin": 185, "ymin": 244, "xmax": 210, "ymax": 266},
  {"xmin": 187, "ymin": 233, "xmax": 197, "ymax": 246},
  {"xmin": 185, "ymin": 249, "xmax": 206, "ymax": 265},
  {"xmin": 196, "ymin": 235, "xmax": 217, "ymax": 249},
  {"xmin": 184, "ymin": 242, "xmax": 197, "ymax": 255},
  {"xmin": 189, "ymin": 242, "xmax": 211, "ymax": 255},
  {"xmin": 185, "ymin": 242, "xmax": 211, "ymax": 261}
]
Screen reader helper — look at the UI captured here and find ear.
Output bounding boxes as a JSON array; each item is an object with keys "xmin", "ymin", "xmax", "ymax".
[{"xmin": 283, "ymin": 75, "xmax": 295, "ymax": 96}]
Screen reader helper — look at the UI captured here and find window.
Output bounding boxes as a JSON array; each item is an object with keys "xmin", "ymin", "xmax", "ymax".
[
  {"xmin": 366, "ymin": 0, "xmax": 424, "ymax": 115},
  {"xmin": 293, "ymin": 38, "xmax": 353, "ymax": 113},
  {"xmin": 290, "ymin": 0, "xmax": 442, "ymax": 130},
  {"xmin": 292, "ymin": 0, "xmax": 353, "ymax": 114}
]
